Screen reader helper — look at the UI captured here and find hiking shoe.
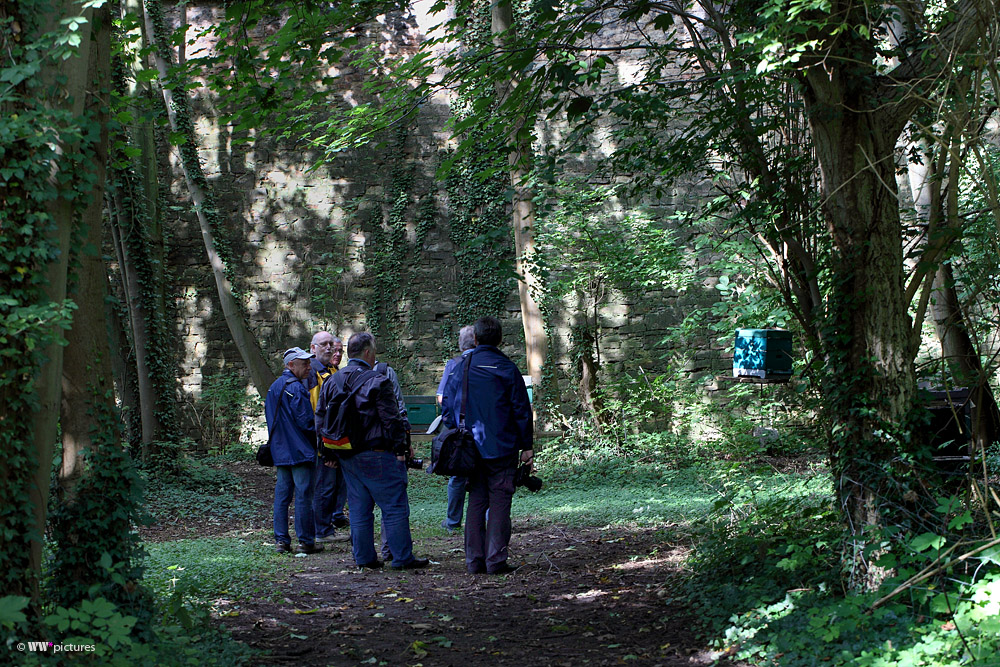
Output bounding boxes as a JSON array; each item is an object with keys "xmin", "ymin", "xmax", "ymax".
[
  {"xmin": 315, "ymin": 533, "xmax": 350, "ymax": 544},
  {"xmin": 390, "ymin": 558, "xmax": 430, "ymax": 571},
  {"xmin": 295, "ymin": 543, "xmax": 325, "ymax": 555},
  {"xmin": 275, "ymin": 542, "xmax": 291, "ymax": 554},
  {"xmin": 487, "ymin": 562, "xmax": 520, "ymax": 575},
  {"xmin": 358, "ymin": 560, "xmax": 384, "ymax": 570},
  {"xmin": 333, "ymin": 517, "xmax": 350, "ymax": 529},
  {"xmin": 467, "ymin": 563, "xmax": 486, "ymax": 574}
]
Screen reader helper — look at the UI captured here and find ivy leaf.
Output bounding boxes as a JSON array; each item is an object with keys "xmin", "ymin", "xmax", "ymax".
[{"xmin": 909, "ymin": 532, "xmax": 945, "ymax": 552}]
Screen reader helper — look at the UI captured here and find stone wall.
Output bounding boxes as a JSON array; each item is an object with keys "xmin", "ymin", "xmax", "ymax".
[{"xmin": 162, "ymin": 2, "xmax": 724, "ymax": 438}]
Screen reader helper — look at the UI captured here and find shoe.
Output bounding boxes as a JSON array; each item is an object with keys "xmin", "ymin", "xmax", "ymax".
[
  {"xmin": 441, "ymin": 521, "xmax": 460, "ymax": 533},
  {"xmin": 315, "ymin": 533, "xmax": 350, "ymax": 544},
  {"xmin": 275, "ymin": 542, "xmax": 291, "ymax": 554},
  {"xmin": 358, "ymin": 560, "xmax": 384, "ymax": 570},
  {"xmin": 487, "ymin": 562, "xmax": 519, "ymax": 575},
  {"xmin": 390, "ymin": 558, "xmax": 430, "ymax": 571},
  {"xmin": 294, "ymin": 543, "xmax": 325, "ymax": 555},
  {"xmin": 467, "ymin": 562, "xmax": 486, "ymax": 574},
  {"xmin": 333, "ymin": 517, "xmax": 350, "ymax": 529}
]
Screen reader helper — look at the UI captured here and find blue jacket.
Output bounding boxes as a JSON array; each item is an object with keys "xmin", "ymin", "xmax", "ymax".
[
  {"xmin": 265, "ymin": 369, "xmax": 316, "ymax": 466},
  {"xmin": 441, "ymin": 345, "xmax": 533, "ymax": 459},
  {"xmin": 436, "ymin": 348, "xmax": 474, "ymax": 396}
]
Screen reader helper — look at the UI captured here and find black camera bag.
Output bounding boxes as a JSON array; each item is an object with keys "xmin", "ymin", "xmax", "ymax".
[{"xmin": 429, "ymin": 353, "xmax": 478, "ymax": 477}]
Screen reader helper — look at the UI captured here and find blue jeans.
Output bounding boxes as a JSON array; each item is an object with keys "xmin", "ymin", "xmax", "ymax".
[
  {"xmin": 444, "ymin": 476, "xmax": 468, "ymax": 529},
  {"xmin": 340, "ymin": 450, "xmax": 415, "ymax": 567},
  {"xmin": 313, "ymin": 455, "xmax": 348, "ymax": 537},
  {"xmin": 274, "ymin": 462, "xmax": 316, "ymax": 546}
]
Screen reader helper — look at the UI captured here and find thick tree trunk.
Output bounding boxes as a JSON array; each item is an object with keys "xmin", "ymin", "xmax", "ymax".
[
  {"xmin": 804, "ymin": 67, "xmax": 917, "ymax": 590},
  {"xmin": 27, "ymin": 0, "xmax": 98, "ymax": 600},
  {"xmin": 60, "ymin": 8, "xmax": 114, "ymax": 497},
  {"xmin": 144, "ymin": 0, "xmax": 275, "ymax": 398}
]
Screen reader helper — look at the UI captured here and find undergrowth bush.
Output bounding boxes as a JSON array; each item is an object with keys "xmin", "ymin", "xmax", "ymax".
[
  {"xmin": 686, "ymin": 466, "xmax": 1000, "ymax": 666},
  {"xmin": 0, "ymin": 592, "xmax": 251, "ymax": 666},
  {"xmin": 141, "ymin": 455, "xmax": 262, "ymax": 525}
]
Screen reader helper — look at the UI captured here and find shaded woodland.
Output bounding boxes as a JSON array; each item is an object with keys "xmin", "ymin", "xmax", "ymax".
[{"xmin": 3, "ymin": 0, "xmax": 1000, "ymax": 664}]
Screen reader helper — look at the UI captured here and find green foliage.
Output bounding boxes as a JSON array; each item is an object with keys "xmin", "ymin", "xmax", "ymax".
[
  {"xmin": 142, "ymin": 455, "xmax": 262, "ymax": 528},
  {"xmin": 46, "ymin": 435, "xmax": 151, "ymax": 617},
  {"xmin": 193, "ymin": 372, "xmax": 260, "ymax": 456},
  {"xmin": 444, "ymin": 131, "xmax": 515, "ymax": 328},
  {"xmin": 2, "ymin": 593, "xmax": 252, "ymax": 666}
]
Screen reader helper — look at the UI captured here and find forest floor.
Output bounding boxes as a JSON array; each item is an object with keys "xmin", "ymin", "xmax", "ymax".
[{"xmin": 142, "ymin": 460, "xmax": 741, "ymax": 666}]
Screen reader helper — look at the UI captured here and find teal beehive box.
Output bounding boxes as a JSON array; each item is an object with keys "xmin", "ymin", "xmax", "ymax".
[
  {"xmin": 403, "ymin": 395, "xmax": 438, "ymax": 426},
  {"xmin": 733, "ymin": 329, "xmax": 793, "ymax": 381}
]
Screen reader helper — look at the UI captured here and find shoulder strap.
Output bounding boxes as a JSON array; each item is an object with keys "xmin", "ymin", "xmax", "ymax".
[
  {"xmin": 343, "ymin": 368, "xmax": 378, "ymax": 397},
  {"xmin": 459, "ymin": 351, "xmax": 474, "ymax": 429}
]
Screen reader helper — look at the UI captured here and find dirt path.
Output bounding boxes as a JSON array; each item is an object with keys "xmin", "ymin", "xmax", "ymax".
[
  {"xmin": 218, "ymin": 523, "xmax": 719, "ymax": 666},
  {"xmin": 145, "ymin": 461, "xmax": 727, "ymax": 665}
]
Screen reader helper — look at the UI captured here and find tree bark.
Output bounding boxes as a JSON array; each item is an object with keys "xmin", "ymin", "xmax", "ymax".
[
  {"xmin": 27, "ymin": 0, "xmax": 98, "ymax": 601},
  {"xmin": 801, "ymin": 0, "xmax": 999, "ymax": 589},
  {"xmin": 60, "ymin": 5, "xmax": 114, "ymax": 497},
  {"xmin": 803, "ymin": 58, "xmax": 917, "ymax": 593},
  {"xmin": 144, "ymin": 0, "xmax": 275, "ymax": 398}
]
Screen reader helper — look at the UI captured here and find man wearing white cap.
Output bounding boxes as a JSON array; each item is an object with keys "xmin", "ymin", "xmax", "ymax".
[{"xmin": 266, "ymin": 346, "xmax": 323, "ymax": 555}]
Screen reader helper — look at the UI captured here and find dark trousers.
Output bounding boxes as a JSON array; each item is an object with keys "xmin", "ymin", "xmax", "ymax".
[
  {"xmin": 313, "ymin": 455, "xmax": 348, "ymax": 537},
  {"xmin": 464, "ymin": 454, "xmax": 517, "ymax": 573}
]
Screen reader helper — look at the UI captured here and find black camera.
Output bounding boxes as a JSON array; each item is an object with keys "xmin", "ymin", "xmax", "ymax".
[
  {"xmin": 406, "ymin": 457, "xmax": 424, "ymax": 470},
  {"xmin": 514, "ymin": 463, "xmax": 542, "ymax": 492}
]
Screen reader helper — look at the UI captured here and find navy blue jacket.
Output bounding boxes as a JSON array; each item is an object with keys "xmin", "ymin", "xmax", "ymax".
[
  {"xmin": 441, "ymin": 345, "xmax": 533, "ymax": 459},
  {"xmin": 265, "ymin": 370, "xmax": 316, "ymax": 466}
]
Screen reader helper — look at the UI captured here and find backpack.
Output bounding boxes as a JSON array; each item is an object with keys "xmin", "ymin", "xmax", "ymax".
[{"xmin": 316, "ymin": 369, "xmax": 377, "ymax": 458}]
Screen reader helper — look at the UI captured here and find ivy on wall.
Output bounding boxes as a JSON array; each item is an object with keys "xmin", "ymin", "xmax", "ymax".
[
  {"xmin": 444, "ymin": 123, "xmax": 516, "ymax": 331},
  {"xmin": 356, "ymin": 126, "xmax": 419, "ymax": 358}
]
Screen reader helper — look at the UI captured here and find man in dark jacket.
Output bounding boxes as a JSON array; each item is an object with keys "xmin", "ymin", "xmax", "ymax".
[
  {"xmin": 315, "ymin": 332, "xmax": 429, "ymax": 571},
  {"xmin": 441, "ymin": 316, "xmax": 533, "ymax": 574},
  {"xmin": 266, "ymin": 347, "xmax": 323, "ymax": 555}
]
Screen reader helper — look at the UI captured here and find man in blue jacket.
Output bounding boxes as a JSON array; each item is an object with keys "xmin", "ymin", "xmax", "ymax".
[
  {"xmin": 441, "ymin": 316, "xmax": 533, "ymax": 574},
  {"xmin": 266, "ymin": 347, "xmax": 323, "ymax": 555}
]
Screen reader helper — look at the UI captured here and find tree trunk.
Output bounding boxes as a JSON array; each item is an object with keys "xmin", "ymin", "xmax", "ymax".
[
  {"xmin": 107, "ymin": 192, "xmax": 158, "ymax": 450},
  {"xmin": 491, "ymin": 0, "xmax": 548, "ymax": 408},
  {"xmin": 26, "ymin": 0, "xmax": 98, "ymax": 601},
  {"xmin": 144, "ymin": 0, "xmax": 275, "ymax": 398},
  {"xmin": 60, "ymin": 5, "xmax": 114, "ymax": 497},
  {"xmin": 804, "ymin": 67, "xmax": 917, "ymax": 591},
  {"xmin": 105, "ymin": 261, "xmax": 143, "ymax": 452}
]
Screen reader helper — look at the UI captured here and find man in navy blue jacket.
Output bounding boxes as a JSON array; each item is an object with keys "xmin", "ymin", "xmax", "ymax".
[
  {"xmin": 266, "ymin": 347, "xmax": 323, "ymax": 555},
  {"xmin": 441, "ymin": 316, "xmax": 533, "ymax": 574}
]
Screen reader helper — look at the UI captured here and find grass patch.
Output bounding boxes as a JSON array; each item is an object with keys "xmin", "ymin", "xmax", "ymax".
[
  {"xmin": 403, "ymin": 446, "xmax": 828, "ymax": 536},
  {"xmin": 144, "ymin": 534, "xmax": 281, "ymax": 604}
]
